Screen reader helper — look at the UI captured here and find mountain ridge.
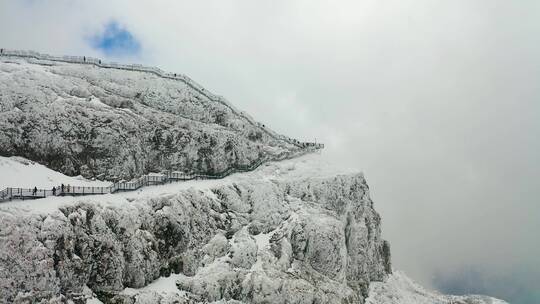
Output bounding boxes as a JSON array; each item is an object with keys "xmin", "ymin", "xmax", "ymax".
[
  {"xmin": 0, "ymin": 50, "xmax": 507, "ymax": 304},
  {"xmin": 0, "ymin": 50, "xmax": 322, "ymax": 181}
]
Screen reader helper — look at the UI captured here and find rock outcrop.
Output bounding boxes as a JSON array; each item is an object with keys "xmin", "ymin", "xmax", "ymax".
[
  {"xmin": 0, "ymin": 162, "xmax": 390, "ymax": 304},
  {"xmin": 0, "ymin": 54, "xmax": 307, "ymax": 180},
  {"xmin": 365, "ymin": 271, "xmax": 508, "ymax": 304}
]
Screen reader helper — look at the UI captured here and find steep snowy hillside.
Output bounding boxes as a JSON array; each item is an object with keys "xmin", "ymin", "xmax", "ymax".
[
  {"xmin": 0, "ymin": 51, "xmax": 506, "ymax": 304},
  {"xmin": 0, "ymin": 155, "xmax": 507, "ymax": 304},
  {"xmin": 0, "ymin": 156, "xmax": 110, "ymax": 189},
  {"xmin": 0, "ymin": 154, "xmax": 390, "ymax": 303},
  {"xmin": 0, "ymin": 51, "xmax": 317, "ymax": 180},
  {"xmin": 365, "ymin": 271, "xmax": 508, "ymax": 304}
]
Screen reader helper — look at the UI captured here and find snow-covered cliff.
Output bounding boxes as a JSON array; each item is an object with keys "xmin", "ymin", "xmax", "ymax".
[
  {"xmin": 0, "ymin": 51, "xmax": 507, "ymax": 304},
  {"xmin": 0, "ymin": 155, "xmax": 508, "ymax": 304},
  {"xmin": 0, "ymin": 155, "xmax": 390, "ymax": 303},
  {"xmin": 0, "ymin": 52, "xmax": 316, "ymax": 180}
]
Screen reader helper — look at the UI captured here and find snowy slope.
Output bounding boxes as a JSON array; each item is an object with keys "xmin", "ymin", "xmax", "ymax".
[
  {"xmin": 365, "ymin": 271, "xmax": 508, "ymax": 304},
  {"xmin": 92, "ymin": 269, "xmax": 508, "ymax": 304},
  {"xmin": 0, "ymin": 53, "xmax": 316, "ymax": 180},
  {"xmin": 0, "ymin": 156, "xmax": 110, "ymax": 189},
  {"xmin": 0, "ymin": 154, "xmax": 507, "ymax": 304},
  {"xmin": 0, "ymin": 153, "xmax": 346, "ymax": 213},
  {"xmin": 0, "ymin": 153, "xmax": 389, "ymax": 303},
  {"xmin": 0, "ymin": 50, "xmax": 504, "ymax": 304}
]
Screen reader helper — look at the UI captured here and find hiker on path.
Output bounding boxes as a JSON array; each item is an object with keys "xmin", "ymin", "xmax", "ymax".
[
  {"xmin": 61, "ymin": 184, "xmax": 65, "ymax": 194},
  {"xmin": 52, "ymin": 187, "xmax": 56, "ymax": 196},
  {"xmin": 33, "ymin": 187, "xmax": 37, "ymax": 195}
]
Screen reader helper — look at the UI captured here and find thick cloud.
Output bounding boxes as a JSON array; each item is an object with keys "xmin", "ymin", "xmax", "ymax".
[{"xmin": 1, "ymin": 1, "xmax": 539, "ymax": 303}]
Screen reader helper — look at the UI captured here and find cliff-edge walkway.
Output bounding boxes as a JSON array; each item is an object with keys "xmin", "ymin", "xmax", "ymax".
[{"xmin": 0, "ymin": 145, "xmax": 323, "ymax": 203}]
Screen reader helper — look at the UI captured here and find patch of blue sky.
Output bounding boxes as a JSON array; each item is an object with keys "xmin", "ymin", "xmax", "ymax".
[{"xmin": 89, "ymin": 21, "xmax": 141, "ymax": 57}]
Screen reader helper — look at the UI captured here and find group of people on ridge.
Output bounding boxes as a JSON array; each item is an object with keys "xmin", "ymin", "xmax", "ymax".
[{"xmin": 31, "ymin": 184, "xmax": 71, "ymax": 196}]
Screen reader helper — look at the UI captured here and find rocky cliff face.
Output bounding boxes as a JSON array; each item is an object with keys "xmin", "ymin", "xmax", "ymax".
[
  {"xmin": 0, "ymin": 52, "xmax": 506, "ymax": 304},
  {"xmin": 0, "ymin": 158, "xmax": 390, "ymax": 304},
  {"xmin": 0, "ymin": 54, "xmax": 306, "ymax": 180}
]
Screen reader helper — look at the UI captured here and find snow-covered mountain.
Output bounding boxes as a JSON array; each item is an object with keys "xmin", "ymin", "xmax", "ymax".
[
  {"xmin": 0, "ymin": 155, "xmax": 390, "ymax": 303},
  {"xmin": 0, "ymin": 51, "xmax": 316, "ymax": 181},
  {"xmin": 0, "ymin": 51, "xmax": 506, "ymax": 304},
  {"xmin": 0, "ymin": 155, "xmax": 507, "ymax": 304},
  {"xmin": 366, "ymin": 271, "xmax": 507, "ymax": 304}
]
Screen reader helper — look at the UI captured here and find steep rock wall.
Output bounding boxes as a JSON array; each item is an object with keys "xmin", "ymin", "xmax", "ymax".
[{"xmin": 0, "ymin": 173, "xmax": 390, "ymax": 304}]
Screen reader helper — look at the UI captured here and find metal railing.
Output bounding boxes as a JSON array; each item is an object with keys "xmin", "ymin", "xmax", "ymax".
[
  {"xmin": 0, "ymin": 49, "xmax": 327, "ymax": 149},
  {"xmin": 0, "ymin": 146, "xmax": 322, "ymax": 203},
  {"xmin": 0, "ymin": 49, "xmax": 325, "ymax": 203}
]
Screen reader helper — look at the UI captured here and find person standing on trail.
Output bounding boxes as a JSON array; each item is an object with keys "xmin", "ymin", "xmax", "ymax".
[
  {"xmin": 52, "ymin": 187, "xmax": 56, "ymax": 196},
  {"xmin": 61, "ymin": 184, "xmax": 65, "ymax": 194},
  {"xmin": 33, "ymin": 187, "xmax": 37, "ymax": 195}
]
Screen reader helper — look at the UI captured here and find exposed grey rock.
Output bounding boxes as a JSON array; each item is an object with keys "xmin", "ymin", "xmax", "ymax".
[
  {"xmin": 0, "ymin": 171, "xmax": 390, "ymax": 304},
  {"xmin": 0, "ymin": 56, "xmax": 306, "ymax": 180}
]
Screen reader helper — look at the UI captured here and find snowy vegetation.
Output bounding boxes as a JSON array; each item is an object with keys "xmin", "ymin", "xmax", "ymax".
[
  {"xmin": 0, "ymin": 54, "xmax": 318, "ymax": 181},
  {"xmin": 0, "ymin": 51, "xmax": 506, "ymax": 304},
  {"xmin": 0, "ymin": 155, "xmax": 391, "ymax": 303}
]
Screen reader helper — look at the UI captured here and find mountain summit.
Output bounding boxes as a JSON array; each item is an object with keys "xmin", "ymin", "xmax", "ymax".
[
  {"xmin": 0, "ymin": 50, "xmax": 506, "ymax": 304},
  {"xmin": 0, "ymin": 50, "xmax": 319, "ymax": 181}
]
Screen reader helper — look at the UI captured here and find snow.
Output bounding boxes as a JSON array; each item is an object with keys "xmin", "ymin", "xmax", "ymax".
[
  {"xmin": 86, "ymin": 297, "xmax": 104, "ymax": 304},
  {"xmin": 0, "ymin": 153, "xmax": 353, "ymax": 214},
  {"xmin": 0, "ymin": 54, "xmax": 315, "ymax": 185},
  {"xmin": 83, "ymin": 285, "xmax": 105, "ymax": 304},
  {"xmin": 253, "ymin": 231, "xmax": 272, "ymax": 251},
  {"xmin": 249, "ymin": 230, "xmax": 275, "ymax": 273},
  {"xmin": 122, "ymin": 273, "xmax": 186, "ymax": 296},
  {"xmin": 365, "ymin": 270, "xmax": 509, "ymax": 304},
  {"xmin": 0, "ymin": 156, "xmax": 111, "ymax": 189},
  {"xmin": 0, "ymin": 151, "xmax": 506, "ymax": 304}
]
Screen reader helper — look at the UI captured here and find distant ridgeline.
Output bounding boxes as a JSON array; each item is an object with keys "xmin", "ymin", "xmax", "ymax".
[{"xmin": 0, "ymin": 48, "xmax": 316, "ymax": 149}]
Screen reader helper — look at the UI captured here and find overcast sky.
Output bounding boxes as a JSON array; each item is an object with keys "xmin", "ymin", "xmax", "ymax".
[{"xmin": 1, "ymin": 1, "xmax": 539, "ymax": 303}]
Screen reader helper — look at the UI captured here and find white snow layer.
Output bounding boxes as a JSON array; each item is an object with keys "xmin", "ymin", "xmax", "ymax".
[
  {"xmin": 0, "ymin": 153, "xmax": 508, "ymax": 304},
  {"xmin": 0, "ymin": 156, "xmax": 110, "ymax": 189},
  {"xmin": 365, "ymin": 271, "xmax": 509, "ymax": 304},
  {"xmin": 86, "ymin": 297, "xmax": 104, "ymax": 304},
  {"xmin": 122, "ymin": 273, "xmax": 187, "ymax": 297},
  {"xmin": 0, "ymin": 153, "xmax": 350, "ymax": 214}
]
